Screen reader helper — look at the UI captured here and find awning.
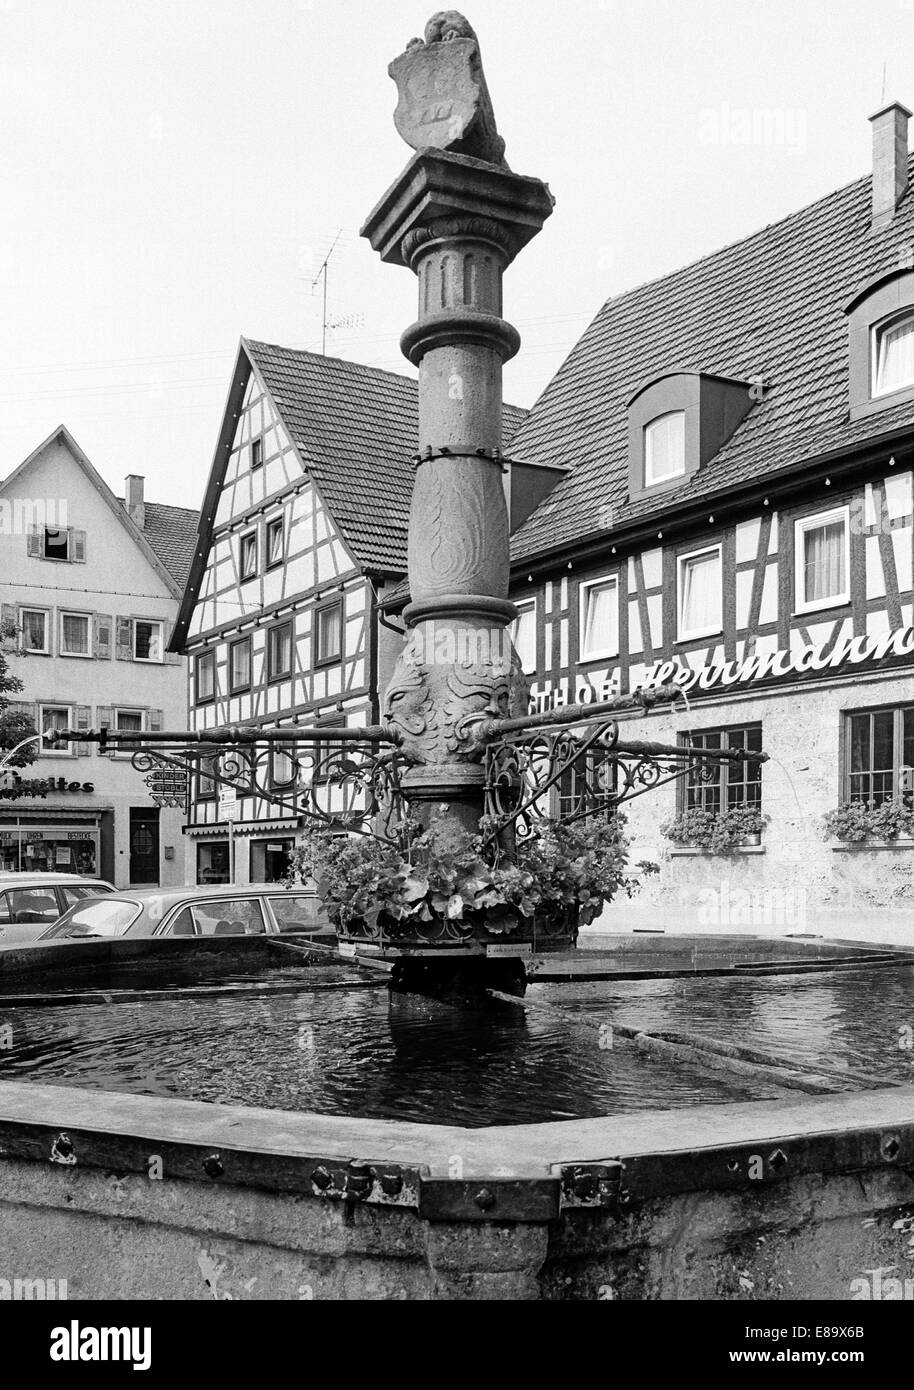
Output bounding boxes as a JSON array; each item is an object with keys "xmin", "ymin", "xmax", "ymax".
[{"xmin": 183, "ymin": 818, "xmax": 301, "ymax": 840}]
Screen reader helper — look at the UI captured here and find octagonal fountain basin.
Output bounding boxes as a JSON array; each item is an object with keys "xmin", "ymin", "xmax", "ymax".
[{"xmin": 2, "ymin": 932, "xmax": 914, "ymax": 1300}]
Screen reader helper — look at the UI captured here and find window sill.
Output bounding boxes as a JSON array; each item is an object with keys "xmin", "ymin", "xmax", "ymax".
[
  {"xmin": 830, "ymin": 837, "xmax": 914, "ymax": 852},
  {"xmin": 668, "ymin": 843, "xmax": 766, "ymax": 857}
]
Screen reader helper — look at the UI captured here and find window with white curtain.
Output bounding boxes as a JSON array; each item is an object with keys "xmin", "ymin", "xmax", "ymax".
[
  {"xmin": 512, "ymin": 598, "xmax": 537, "ymax": 675},
  {"xmin": 678, "ymin": 546, "xmax": 722, "ymax": 640},
  {"xmin": 795, "ymin": 508, "xmax": 850, "ymax": 614},
  {"xmin": 874, "ymin": 314, "xmax": 914, "ymax": 396},
  {"xmin": 579, "ymin": 577, "xmax": 619, "ymax": 661},
  {"xmin": 644, "ymin": 411, "xmax": 686, "ymax": 487},
  {"xmin": 59, "ymin": 611, "xmax": 91, "ymax": 657}
]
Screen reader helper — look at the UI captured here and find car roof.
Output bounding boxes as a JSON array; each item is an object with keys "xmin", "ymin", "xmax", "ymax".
[
  {"xmin": 88, "ymin": 884, "xmax": 305, "ymax": 907},
  {"xmin": 0, "ymin": 874, "xmax": 110, "ymax": 887}
]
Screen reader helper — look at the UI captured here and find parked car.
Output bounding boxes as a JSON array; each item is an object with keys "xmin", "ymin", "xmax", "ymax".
[
  {"xmin": 0, "ymin": 875, "xmax": 115, "ymax": 945},
  {"xmin": 36, "ymin": 884, "xmax": 331, "ymax": 942}
]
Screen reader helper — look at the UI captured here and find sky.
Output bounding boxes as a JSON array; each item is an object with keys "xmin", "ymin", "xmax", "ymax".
[{"xmin": 0, "ymin": 0, "xmax": 912, "ymax": 510}]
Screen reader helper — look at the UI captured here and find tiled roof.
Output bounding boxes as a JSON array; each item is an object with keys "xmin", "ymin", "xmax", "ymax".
[
  {"xmin": 509, "ymin": 156, "xmax": 914, "ymax": 562},
  {"xmin": 142, "ymin": 501, "xmax": 199, "ymax": 589},
  {"xmin": 245, "ymin": 340, "xmax": 528, "ymax": 572}
]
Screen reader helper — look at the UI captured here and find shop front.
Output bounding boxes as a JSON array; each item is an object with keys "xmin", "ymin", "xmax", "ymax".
[{"xmin": 0, "ymin": 807, "xmax": 113, "ymax": 879}]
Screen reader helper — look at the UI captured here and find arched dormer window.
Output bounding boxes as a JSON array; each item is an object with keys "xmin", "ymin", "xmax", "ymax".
[
  {"xmin": 627, "ymin": 372, "xmax": 754, "ymax": 501},
  {"xmin": 845, "ymin": 269, "xmax": 914, "ymax": 419}
]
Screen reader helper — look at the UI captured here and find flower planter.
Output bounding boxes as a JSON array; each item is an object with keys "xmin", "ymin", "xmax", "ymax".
[{"xmin": 338, "ymin": 904, "xmax": 579, "ymax": 957}]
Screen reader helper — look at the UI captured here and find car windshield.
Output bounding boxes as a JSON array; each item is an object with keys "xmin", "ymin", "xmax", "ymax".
[{"xmin": 39, "ymin": 898, "xmax": 141, "ymax": 939}]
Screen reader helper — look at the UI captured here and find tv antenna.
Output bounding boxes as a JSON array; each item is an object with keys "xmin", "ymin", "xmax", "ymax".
[{"xmin": 311, "ymin": 229, "xmax": 342, "ymax": 356}]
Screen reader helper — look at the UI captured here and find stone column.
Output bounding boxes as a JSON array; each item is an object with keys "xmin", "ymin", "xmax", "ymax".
[{"xmin": 362, "ymin": 151, "xmax": 554, "ymax": 840}]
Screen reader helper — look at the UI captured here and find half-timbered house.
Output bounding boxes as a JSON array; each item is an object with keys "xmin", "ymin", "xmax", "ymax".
[
  {"xmin": 170, "ymin": 338, "xmax": 529, "ymax": 885},
  {"xmin": 382, "ymin": 102, "xmax": 914, "ymax": 943}
]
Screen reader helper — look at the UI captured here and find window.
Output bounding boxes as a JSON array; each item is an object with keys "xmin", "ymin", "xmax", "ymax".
[
  {"xmin": 188, "ymin": 899, "xmax": 265, "ymax": 937},
  {"xmin": 113, "ymin": 709, "xmax": 144, "ymax": 756},
  {"xmin": 556, "ymin": 749, "xmax": 617, "ymax": 821},
  {"xmin": 311, "ymin": 721, "xmax": 345, "ymax": 784},
  {"xmin": 251, "ymin": 438, "xmax": 263, "ymax": 470},
  {"xmin": 59, "ymin": 611, "xmax": 91, "ymax": 657},
  {"xmin": 874, "ymin": 313, "xmax": 914, "ymax": 397},
  {"xmin": 266, "ymin": 517, "xmax": 284, "ymax": 569},
  {"xmin": 271, "ymin": 746, "xmax": 298, "ymax": 789},
  {"xmin": 239, "ymin": 530, "xmax": 257, "ymax": 581},
  {"xmin": 267, "ymin": 620, "xmax": 293, "ymax": 681},
  {"xmin": 42, "ymin": 899, "xmax": 141, "ymax": 939},
  {"xmin": 20, "ymin": 608, "xmax": 49, "ymax": 654},
  {"xmin": 512, "ymin": 597, "xmax": 537, "ymax": 674},
  {"xmin": 267, "ymin": 893, "xmax": 323, "ymax": 933},
  {"xmin": 133, "ymin": 619, "xmax": 163, "ymax": 663},
  {"xmin": 5, "ymin": 888, "xmax": 66, "ymax": 926},
  {"xmin": 795, "ymin": 508, "xmax": 850, "ymax": 614},
  {"xmin": 59, "ymin": 883, "xmax": 113, "ymax": 909},
  {"xmin": 677, "ymin": 546, "xmax": 722, "ymax": 640},
  {"xmin": 195, "ymin": 650, "xmax": 215, "ymax": 704},
  {"xmin": 38, "ymin": 705, "xmax": 73, "ymax": 756},
  {"xmin": 315, "ymin": 600, "xmax": 342, "ymax": 665},
  {"xmin": 197, "ymin": 752, "xmax": 219, "ymax": 800},
  {"xmin": 846, "ymin": 705, "xmax": 914, "ymax": 807},
  {"xmin": 43, "ymin": 527, "xmax": 69, "ymax": 561},
  {"xmin": 229, "ymin": 638, "xmax": 251, "ymax": 693},
  {"xmin": 681, "ymin": 725, "xmax": 763, "ymax": 814},
  {"xmin": 644, "ymin": 411, "xmax": 686, "ymax": 487},
  {"xmin": 579, "ymin": 577, "xmax": 619, "ymax": 662}
]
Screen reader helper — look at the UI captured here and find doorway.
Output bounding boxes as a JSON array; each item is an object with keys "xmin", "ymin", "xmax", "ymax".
[{"xmin": 129, "ymin": 807, "xmax": 160, "ymax": 884}]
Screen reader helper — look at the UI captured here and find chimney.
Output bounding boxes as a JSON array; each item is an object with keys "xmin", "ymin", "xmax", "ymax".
[
  {"xmin": 870, "ymin": 100, "xmax": 911, "ymax": 228},
  {"xmin": 125, "ymin": 474, "xmax": 145, "ymax": 530}
]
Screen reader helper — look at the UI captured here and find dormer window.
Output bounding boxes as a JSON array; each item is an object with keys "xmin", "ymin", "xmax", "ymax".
[
  {"xmin": 644, "ymin": 411, "xmax": 686, "ymax": 487},
  {"xmin": 627, "ymin": 373, "xmax": 753, "ymax": 501},
  {"xmin": 846, "ymin": 269, "xmax": 914, "ymax": 418},
  {"xmin": 873, "ymin": 312, "xmax": 914, "ymax": 396}
]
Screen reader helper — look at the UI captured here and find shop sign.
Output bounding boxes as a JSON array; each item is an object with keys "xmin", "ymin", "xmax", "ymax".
[{"xmin": 638, "ymin": 623, "xmax": 914, "ymax": 697}]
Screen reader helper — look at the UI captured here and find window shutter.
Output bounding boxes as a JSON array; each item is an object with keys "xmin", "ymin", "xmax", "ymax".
[
  {"xmin": 97, "ymin": 705, "xmax": 114, "ymax": 758},
  {"xmin": 148, "ymin": 708, "xmax": 163, "ymax": 733},
  {"xmin": 95, "ymin": 613, "xmax": 112, "ymax": 660},
  {"xmin": 26, "ymin": 526, "xmax": 41, "ymax": 558},
  {"xmin": 71, "ymin": 529, "xmax": 87, "ymax": 563},
  {"xmin": 164, "ymin": 620, "xmax": 182, "ymax": 665},
  {"xmin": 115, "ymin": 617, "xmax": 132, "ymax": 660},
  {"xmin": 75, "ymin": 704, "xmax": 92, "ymax": 756},
  {"xmin": 1, "ymin": 603, "xmax": 17, "ymax": 634}
]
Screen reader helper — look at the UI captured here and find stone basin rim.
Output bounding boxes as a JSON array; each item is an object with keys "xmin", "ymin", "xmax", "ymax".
[{"xmin": 1, "ymin": 1078, "xmax": 912, "ymax": 1183}]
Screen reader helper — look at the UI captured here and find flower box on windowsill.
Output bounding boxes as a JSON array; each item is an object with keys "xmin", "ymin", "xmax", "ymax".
[{"xmin": 669, "ymin": 839, "xmax": 766, "ymax": 857}]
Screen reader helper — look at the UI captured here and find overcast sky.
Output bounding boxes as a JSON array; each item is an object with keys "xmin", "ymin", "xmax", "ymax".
[{"xmin": 1, "ymin": 0, "xmax": 911, "ymax": 509}]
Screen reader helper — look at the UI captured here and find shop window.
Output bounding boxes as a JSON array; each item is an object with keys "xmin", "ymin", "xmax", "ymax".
[
  {"xmin": 315, "ymin": 600, "xmax": 343, "ymax": 665},
  {"xmin": 266, "ymin": 517, "xmax": 284, "ymax": 569},
  {"xmin": 512, "ymin": 597, "xmax": 537, "ymax": 674},
  {"xmin": 677, "ymin": 545, "xmax": 722, "ymax": 641},
  {"xmin": 680, "ymin": 725, "xmax": 763, "ymax": 814},
  {"xmin": 39, "ymin": 705, "xmax": 74, "ymax": 756},
  {"xmin": 267, "ymin": 620, "xmax": 293, "ymax": 681},
  {"xmin": 133, "ymin": 619, "xmax": 163, "ymax": 662},
  {"xmin": 195, "ymin": 650, "xmax": 215, "ymax": 704},
  {"xmin": 794, "ymin": 507, "xmax": 850, "ymax": 615},
  {"xmin": 846, "ymin": 705, "xmax": 914, "ymax": 807},
  {"xmin": 229, "ymin": 637, "xmax": 252, "ymax": 693},
  {"xmin": 239, "ymin": 530, "xmax": 258, "ymax": 581},
  {"xmin": 59, "ymin": 611, "xmax": 91, "ymax": 657},
  {"xmin": 196, "ymin": 841, "xmax": 230, "ymax": 884},
  {"xmin": 253, "ymin": 841, "xmax": 296, "ymax": 885},
  {"xmin": 20, "ymin": 608, "xmax": 49, "ymax": 654},
  {"xmin": 579, "ymin": 577, "xmax": 619, "ymax": 662}
]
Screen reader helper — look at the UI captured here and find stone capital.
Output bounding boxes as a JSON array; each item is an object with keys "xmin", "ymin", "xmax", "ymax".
[{"xmin": 360, "ymin": 149, "xmax": 554, "ymax": 269}]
